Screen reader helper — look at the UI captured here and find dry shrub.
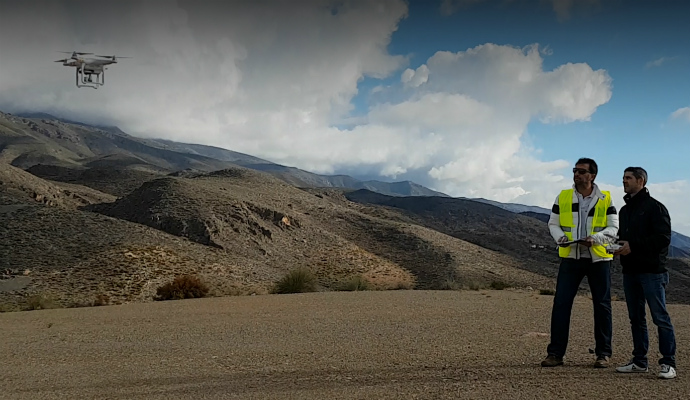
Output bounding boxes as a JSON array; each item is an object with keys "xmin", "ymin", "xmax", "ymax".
[
  {"xmin": 391, "ymin": 280, "xmax": 414, "ymax": 290},
  {"xmin": 490, "ymin": 281, "xmax": 511, "ymax": 290},
  {"xmin": 273, "ymin": 267, "xmax": 317, "ymax": 294},
  {"xmin": 463, "ymin": 280, "xmax": 484, "ymax": 291},
  {"xmin": 540, "ymin": 288, "xmax": 556, "ymax": 296},
  {"xmin": 22, "ymin": 294, "xmax": 58, "ymax": 311},
  {"xmin": 338, "ymin": 275, "xmax": 371, "ymax": 291},
  {"xmin": 155, "ymin": 275, "xmax": 209, "ymax": 301},
  {"xmin": 93, "ymin": 294, "xmax": 110, "ymax": 306}
]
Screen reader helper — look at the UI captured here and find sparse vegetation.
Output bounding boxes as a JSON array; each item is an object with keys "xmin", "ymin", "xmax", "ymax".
[
  {"xmin": 540, "ymin": 288, "xmax": 556, "ymax": 296},
  {"xmin": 273, "ymin": 267, "xmax": 318, "ymax": 294},
  {"xmin": 490, "ymin": 281, "xmax": 511, "ymax": 290},
  {"xmin": 22, "ymin": 294, "xmax": 58, "ymax": 311},
  {"xmin": 338, "ymin": 275, "xmax": 371, "ymax": 291},
  {"xmin": 155, "ymin": 275, "xmax": 210, "ymax": 301},
  {"xmin": 463, "ymin": 280, "xmax": 484, "ymax": 291},
  {"xmin": 391, "ymin": 280, "xmax": 415, "ymax": 290},
  {"xmin": 437, "ymin": 278, "xmax": 461, "ymax": 290}
]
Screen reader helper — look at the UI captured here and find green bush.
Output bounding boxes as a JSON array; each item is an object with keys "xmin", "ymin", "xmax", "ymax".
[
  {"xmin": 155, "ymin": 275, "xmax": 209, "ymax": 301},
  {"xmin": 273, "ymin": 268, "xmax": 317, "ymax": 294}
]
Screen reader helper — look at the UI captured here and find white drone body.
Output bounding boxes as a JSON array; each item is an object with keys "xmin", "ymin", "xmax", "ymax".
[{"xmin": 55, "ymin": 51, "xmax": 131, "ymax": 89}]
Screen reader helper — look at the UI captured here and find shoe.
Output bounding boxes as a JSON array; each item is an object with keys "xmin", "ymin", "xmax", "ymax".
[
  {"xmin": 594, "ymin": 355, "xmax": 610, "ymax": 368},
  {"xmin": 541, "ymin": 355, "xmax": 564, "ymax": 367},
  {"xmin": 659, "ymin": 364, "xmax": 677, "ymax": 379},
  {"xmin": 616, "ymin": 359, "xmax": 648, "ymax": 373}
]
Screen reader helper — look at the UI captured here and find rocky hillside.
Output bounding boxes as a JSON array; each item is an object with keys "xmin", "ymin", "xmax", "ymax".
[
  {"xmin": 1, "ymin": 161, "xmax": 556, "ymax": 311},
  {"xmin": 2, "ymin": 109, "xmax": 689, "ymax": 311},
  {"xmin": 343, "ymin": 189, "xmax": 690, "ymax": 304}
]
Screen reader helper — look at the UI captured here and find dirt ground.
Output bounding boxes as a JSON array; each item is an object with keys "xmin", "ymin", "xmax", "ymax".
[{"xmin": 1, "ymin": 290, "xmax": 688, "ymax": 400}]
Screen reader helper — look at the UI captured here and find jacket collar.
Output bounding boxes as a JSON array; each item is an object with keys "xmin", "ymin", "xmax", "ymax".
[
  {"xmin": 571, "ymin": 183, "xmax": 607, "ymax": 201},
  {"xmin": 624, "ymin": 187, "xmax": 650, "ymax": 205}
]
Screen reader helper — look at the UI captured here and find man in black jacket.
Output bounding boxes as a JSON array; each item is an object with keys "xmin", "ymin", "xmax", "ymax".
[{"xmin": 613, "ymin": 166, "xmax": 677, "ymax": 379}]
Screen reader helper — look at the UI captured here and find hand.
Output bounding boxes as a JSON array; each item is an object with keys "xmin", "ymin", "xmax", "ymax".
[
  {"xmin": 613, "ymin": 240, "xmax": 631, "ymax": 256},
  {"xmin": 557, "ymin": 236, "xmax": 569, "ymax": 247},
  {"xmin": 581, "ymin": 236, "xmax": 595, "ymax": 248}
]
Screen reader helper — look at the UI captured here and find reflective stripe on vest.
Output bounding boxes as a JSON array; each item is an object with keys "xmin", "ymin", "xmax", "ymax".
[{"xmin": 558, "ymin": 189, "xmax": 612, "ymax": 259}]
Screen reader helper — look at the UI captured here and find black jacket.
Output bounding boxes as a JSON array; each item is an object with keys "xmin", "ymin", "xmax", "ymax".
[{"xmin": 618, "ymin": 187, "xmax": 672, "ymax": 274}]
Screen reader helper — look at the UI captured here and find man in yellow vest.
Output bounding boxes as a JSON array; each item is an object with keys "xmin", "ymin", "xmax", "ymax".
[{"xmin": 541, "ymin": 157, "xmax": 619, "ymax": 368}]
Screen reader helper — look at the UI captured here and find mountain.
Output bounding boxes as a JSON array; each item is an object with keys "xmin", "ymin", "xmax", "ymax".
[
  {"xmin": 3, "ymin": 110, "xmax": 689, "ymax": 252},
  {"xmin": 0, "ymin": 111, "xmax": 446, "ymax": 199},
  {"xmin": 1, "ymin": 161, "xmax": 556, "ymax": 310},
  {"xmin": 343, "ymin": 189, "xmax": 690, "ymax": 303},
  {"xmin": 2, "ymin": 109, "xmax": 690, "ymax": 311},
  {"xmin": 470, "ymin": 198, "xmax": 551, "ymax": 214},
  {"xmin": 500, "ymin": 196, "xmax": 690, "ymax": 258}
]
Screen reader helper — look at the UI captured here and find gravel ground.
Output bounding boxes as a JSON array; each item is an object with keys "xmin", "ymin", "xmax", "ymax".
[{"xmin": 1, "ymin": 290, "xmax": 688, "ymax": 399}]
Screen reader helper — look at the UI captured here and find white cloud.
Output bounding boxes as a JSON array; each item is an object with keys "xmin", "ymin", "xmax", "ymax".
[
  {"xmin": 5, "ymin": 0, "xmax": 690, "ymax": 236},
  {"xmin": 645, "ymin": 56, "xmax": 677, "ymax": 69},
  {"xmin": 671, "ymin": 107, "xmax": 690, "ymax": 122},
  {"xmin": 647, "ymin": 181, "xmax": 690, "ymax": 238},
  {"xmin": 401, "ymin": 65, "xmax": 429, "ymax": 88},
  {"xmin": 0, "ymin": 2, "xmax": 610, "ymax": 198}
]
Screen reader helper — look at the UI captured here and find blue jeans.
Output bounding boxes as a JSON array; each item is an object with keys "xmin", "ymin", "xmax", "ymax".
[
  {"xmin": 623, "ymin": 272, "xmax": 676, "ymax": 368},
  {"xmin": 547, "ymin": 258, "xmax": 612, "ymax": 358}
]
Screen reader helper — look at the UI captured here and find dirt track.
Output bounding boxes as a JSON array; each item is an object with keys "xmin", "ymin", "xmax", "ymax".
[{"xmin": 1, "ymin": 290, "xmax": 688, "ymax": 399}]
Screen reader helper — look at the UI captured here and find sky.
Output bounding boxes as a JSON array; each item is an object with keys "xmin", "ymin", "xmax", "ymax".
[{"xmin": 0, "ymin": 0, "xmax": 689, "ymax": 234}]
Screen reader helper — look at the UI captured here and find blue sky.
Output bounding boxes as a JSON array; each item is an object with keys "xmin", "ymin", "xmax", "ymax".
[{"xmin": 353, "ymin": 0, "xmax": 690, "ymax": 185}]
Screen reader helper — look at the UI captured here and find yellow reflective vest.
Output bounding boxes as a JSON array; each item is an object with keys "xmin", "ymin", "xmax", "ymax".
[{"xmin": 558, "ymin": 188, "xmax": 613, "ymax": 259}]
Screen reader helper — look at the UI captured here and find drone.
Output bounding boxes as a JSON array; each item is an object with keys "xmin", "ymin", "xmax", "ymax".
[{"xmin": 55, "ymin": 51, "xmax": 131, "ymax": 89}]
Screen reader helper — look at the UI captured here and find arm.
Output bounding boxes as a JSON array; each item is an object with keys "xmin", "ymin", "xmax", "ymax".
[
  {"xmin": 548, "ymin": 194, "xmax": 566, "ymax": 242},
  {"xmin": 628, "ymin": 201, "xmax": 671, "ymax": 254}
]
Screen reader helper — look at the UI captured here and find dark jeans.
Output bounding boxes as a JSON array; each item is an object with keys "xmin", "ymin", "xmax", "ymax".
[
  {"xmin": 623, "ymin": 272, "xmax": 676, "ymax": 368},
  {"xmin": 547, "ymin": 258, "xmax": 612, "ymax": 358}
]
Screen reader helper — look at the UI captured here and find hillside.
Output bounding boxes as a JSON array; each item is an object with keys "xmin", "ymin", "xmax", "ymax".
[
  {"xmin": 344, "ymin": 189, "xmax": 690, "ymax": 304},
  {"xmin": 1, "ymin": 111, "xmax": 448, "ymax": 198},
  {"xmin": 2, "ymin": 109, "xmax": 690, "ymax": 310},
  {"xmin": 1, "ymin": 161, "xmax": 555, "ymax": 310}
]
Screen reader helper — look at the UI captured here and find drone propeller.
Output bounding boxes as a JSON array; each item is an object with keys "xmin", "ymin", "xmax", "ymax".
[
  {"xmin": 58, "ymin": 51, "xmax": 93, "ymax": 55},
  {"xmin": 95, "ymin": 55, "xmax": 132, "ymax": 60},
  {"xmin": 54, "ymin": 59, "xmax": 70, "ymax": 62}
]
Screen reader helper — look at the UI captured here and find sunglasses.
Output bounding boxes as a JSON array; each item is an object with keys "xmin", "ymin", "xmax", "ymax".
[{"xmin": 573, "ymin": 168, "xmax": 590, "ymax": 175}]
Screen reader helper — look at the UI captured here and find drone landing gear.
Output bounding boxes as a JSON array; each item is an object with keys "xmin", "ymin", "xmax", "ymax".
[{"xmin": 75, "ymin": 65, "xmax": 104, "ymax": 89}]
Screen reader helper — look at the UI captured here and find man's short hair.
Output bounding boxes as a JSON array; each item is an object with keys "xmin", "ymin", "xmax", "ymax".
[
  {"xmin": 625, "ymin": 166, "xmax": 648, "ymax": 186},
  {"xmin": 576, "ymin": 157, "xmax": 598, "ymax": 175}
]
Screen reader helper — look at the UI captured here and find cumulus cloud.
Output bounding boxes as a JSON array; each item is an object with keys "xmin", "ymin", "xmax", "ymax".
[
  {"xmin": 4, "ymin": 0, "xmax": 666, "ymax": 230},
  {"xmin": 671, "ymin": 107, "xmax": 690, "ymax": 122},
  {"xmin": 401, "ymin": 65, "xmax": 429, "ymax": 88}
]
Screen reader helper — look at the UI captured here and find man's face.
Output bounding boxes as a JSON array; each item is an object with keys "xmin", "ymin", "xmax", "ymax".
[
  {"xmin": 573, "ymin": 163, "xmax": 595, "ymax": 185},
  {"xmin": 623, "ymin": 171, "xmax": 644, "ymax": 194}
]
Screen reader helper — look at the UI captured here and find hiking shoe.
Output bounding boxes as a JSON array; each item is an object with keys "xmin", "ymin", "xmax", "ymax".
[
  {"xmin": 594, "ymin": 355, "xmax": 610, "ymax": 368},
  {"xmin": 616, "ymin": 360, "xmax": 648, "ymax": 373},
  {"xmin": 659, "ymin": 364, "xmax": 677, "ymax": 379},
  {"xmin": 541, "ymin": 355, "xmax": 564, "ymax": 367}
]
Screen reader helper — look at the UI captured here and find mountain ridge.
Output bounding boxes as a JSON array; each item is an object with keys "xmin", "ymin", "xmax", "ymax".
[{"xmin": 2, "ymin": 109, "xmax": 689, "ymax": 252}]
